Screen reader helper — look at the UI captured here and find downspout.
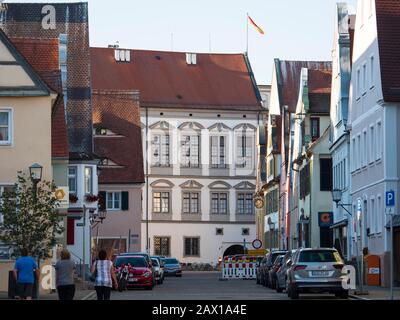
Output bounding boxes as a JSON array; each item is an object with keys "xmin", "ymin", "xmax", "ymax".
[{"xmin": 146, "ymin": 106, "xmax": 149, "ymax": 254}]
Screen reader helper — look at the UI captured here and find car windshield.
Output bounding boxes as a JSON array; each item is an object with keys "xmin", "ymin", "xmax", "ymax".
[
  {"xmin": 115, "ymin": 257, "xmax": 148, "ymax": 268},
  {"xmin": 151, "ymin": 259, "xmax": 159, "ymax": 266},
  {"xmin": 271, "ymin": 253, "xmax": 285, "ymax": 263},
  {"xmin": 298, "ymin": 250, "xmax": 343, "ymax": 263},
  {"xmin": 163, "ymin": 258, "xmax": 179, "ymax": 264}
]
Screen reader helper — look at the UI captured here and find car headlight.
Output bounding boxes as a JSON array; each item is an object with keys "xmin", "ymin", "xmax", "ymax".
[{"xmin": 143, "ymin": 272, "xmax": 151, "ymax": 277}]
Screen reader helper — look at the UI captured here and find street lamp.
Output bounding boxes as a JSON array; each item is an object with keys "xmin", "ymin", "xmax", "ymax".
[
  {"xmin": 332, "ymin": 188, "xmax": 352, "ymax": 216},
  {"xmin": 29, "ymin": 163, "xmax": 43, "ymax": 184},
  {"xmin": 268, "ymin": 218, "xmax": 276, "ymax": 252}
]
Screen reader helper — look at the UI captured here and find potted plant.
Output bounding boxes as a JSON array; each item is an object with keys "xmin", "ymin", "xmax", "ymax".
[
  {"xmin": 85, "ymin": 194, "xmax": 99, "ymax": 203},
  {"xmin": 69, "ymin": 194, "xmax": 78, "ymax": 203}
]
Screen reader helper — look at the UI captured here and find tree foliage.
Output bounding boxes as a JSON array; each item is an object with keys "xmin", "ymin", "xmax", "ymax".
[{"xmin": 0, "ymin": 173, "xmax": 64, "ymax": 259}]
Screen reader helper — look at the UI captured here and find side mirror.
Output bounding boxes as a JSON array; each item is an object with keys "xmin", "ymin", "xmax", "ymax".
[{"xmin": 286, "ymin": 259, "xmax": 292, "ymax": 267}]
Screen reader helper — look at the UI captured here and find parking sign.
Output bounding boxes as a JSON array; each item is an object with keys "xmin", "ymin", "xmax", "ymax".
[{"xmin": 386, "ymin": 191, "xmax": 395, "ymax": 207}]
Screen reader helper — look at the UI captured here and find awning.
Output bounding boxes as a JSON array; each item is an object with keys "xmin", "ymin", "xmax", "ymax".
[
  {"xmin": 330, "ymin": 219, "xmax": 348, "ymax": 229},
  {"xmin": 385, "ymin": 215, "xmax": 400, "ymax": 228}
]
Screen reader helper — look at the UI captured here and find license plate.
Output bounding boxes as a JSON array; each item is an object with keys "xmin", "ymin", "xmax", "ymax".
[
  {"xmin": 311, "ymin": 271, "xmax": 329, "ymax": 277},
  {"xmin": 129, "ymin": 278, "xmax": 138, "ymax": 282}
]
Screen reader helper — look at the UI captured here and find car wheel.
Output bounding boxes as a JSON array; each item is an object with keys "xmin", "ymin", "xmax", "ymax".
[
  {"xmin": 289, "ymin": 284, "xmax": 299, "ymax": 300},
  {"xmin": 339, "ymin": 290, "xmax": 349, "ymax": 299},
  {"xmin": 145, "ymin": 286, "xmax": 153, "ymax": 290}
]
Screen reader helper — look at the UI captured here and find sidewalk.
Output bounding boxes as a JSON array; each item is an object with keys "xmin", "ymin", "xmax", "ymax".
[
  {"xmin": 0, "ymin": 288, "xmax": 95, "ymax": 300},
  {"xmin": 350, "ymin": 286, "xmax": 400, "ymax": 300}
]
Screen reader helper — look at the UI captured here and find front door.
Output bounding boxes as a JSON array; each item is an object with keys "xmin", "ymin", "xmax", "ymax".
[{"xmin": 320, "ymin": 227, "xmax": 333, "ymax": 248}]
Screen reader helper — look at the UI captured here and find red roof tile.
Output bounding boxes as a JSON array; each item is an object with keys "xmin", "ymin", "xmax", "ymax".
[
  {"xmin": 90, "ymin": 48, "xmax": 262, "ymax": 110},
  {"xmin": 93, "ymin": 90, "xmax": 144, "ymax": 184},
  {"xmin": 10, "ymin": 37, "xmax": 69, "ymax": 158},
  {"xmin": 376, "ymin": 0, "xmax": 400, "ymax": 102},
  {"xmin": 277, "ymin": 60, "xmax": 332, "ymax": 113}
]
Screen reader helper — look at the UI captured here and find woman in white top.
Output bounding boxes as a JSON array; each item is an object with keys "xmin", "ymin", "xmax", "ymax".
[{"xmin": 91, "ymin": 249, "xmax": 118, "ymax": 300}]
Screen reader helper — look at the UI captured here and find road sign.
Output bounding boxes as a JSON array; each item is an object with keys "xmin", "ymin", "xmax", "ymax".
[
  {"xmin": 252, "ymin": 239, "xmax": 262, "ymax": 249},
  {"xmin": 386, "ymin": 191, "xmax": 395, "ymax": 207},
  {"xmin": 247, "ymin": 249, "xmax": 266, "ymax": 256}
]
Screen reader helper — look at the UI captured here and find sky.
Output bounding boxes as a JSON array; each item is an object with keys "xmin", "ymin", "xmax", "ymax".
[{"xmin": 6, "ymin": 0, "xmax": 358, "ymax": 85}]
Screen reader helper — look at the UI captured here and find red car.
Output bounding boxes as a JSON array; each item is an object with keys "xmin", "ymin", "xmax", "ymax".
[{"xmin": 114, "ymin": 255, "xmax": 154, "ymax": 290}]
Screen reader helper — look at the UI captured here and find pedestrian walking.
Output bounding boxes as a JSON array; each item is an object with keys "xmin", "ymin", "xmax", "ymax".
[
  {"xmin": 55, "ymin": 249, "xmax": 76, "ymax": 300},
  {"xmin": 13, "ymin": 248, "xmax": 39, "ymax": 300},
  {"xmin": 91, "ymin": 249, "xmax": 118, "ymax": 300}
]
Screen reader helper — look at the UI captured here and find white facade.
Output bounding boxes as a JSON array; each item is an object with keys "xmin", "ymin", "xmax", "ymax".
[
  {"xmin": 67, "ymin": 163, "xmax": 99, "ymax": 267},
  {"xmin": 330, "ymin": 3, "xmax": 353, "ymax": 260},
  {"xmin": 141, "ymin": 110, "xmax": 258, "ymax": 264},
  {"xmin": 349, "ymin": 0, "xmax": 400, "ymax": 285}
]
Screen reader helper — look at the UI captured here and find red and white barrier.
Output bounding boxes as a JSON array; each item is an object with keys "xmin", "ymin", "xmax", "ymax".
[{"xmin": 222, "ymin": 256, "xmax": 257, "ymax": 279}]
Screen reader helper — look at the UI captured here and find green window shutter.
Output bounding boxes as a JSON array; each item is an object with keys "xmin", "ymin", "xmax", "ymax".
[
  {"xmin": 121, "ymin": 191, "xmax": 129, "ymax": 211},
  {"xmin": 98, "ymin": 191, "xmax": 106, "ymax": 211}
]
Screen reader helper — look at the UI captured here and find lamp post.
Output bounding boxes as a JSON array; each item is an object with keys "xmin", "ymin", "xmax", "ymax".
[
  {"xmin": 268, "ymin": 219, "xmax": 276, "ymax": 252},
  {"xmin": 29, "ymin": 163, "xmax": 42, "ymax": 299}
]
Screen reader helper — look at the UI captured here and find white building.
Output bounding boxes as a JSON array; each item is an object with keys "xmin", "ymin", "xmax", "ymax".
[
  {"xmin": 87, "ymin": 48, "xmax": 264, "ymax": 264},
  {"xmin": 349, "ymin": 0, "xmax": 400, "ymax": 286},
  {"xmin": 329, "ymin": 3, "xmax": 355, "ymax": 261}
]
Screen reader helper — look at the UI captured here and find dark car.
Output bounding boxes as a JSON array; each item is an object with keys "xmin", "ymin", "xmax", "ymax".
[
  {"xmin": 261, "ymin": 250, "xmax": 287, "ymax": 287},
  {"xmin": 162, "ymin": 258, "xmax": 182, "ymax": 277},
  {"xmin": 268, "ymin": 255, "xmax": 285, "ymax": 289},
  {"xmin": 276, "ymin": 250, "xmax": 298, "ymax": 293},
  {"xmin": 114, "ymin": 255, "xmax": 154, "ymax": 290},
  {"xmin": 256, "ymin": 257, "xmax": 267, "ymax": 285}
]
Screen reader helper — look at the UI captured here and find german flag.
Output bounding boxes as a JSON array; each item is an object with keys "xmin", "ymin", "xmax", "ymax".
[{"xmin": 248, "ymin": 14, "xmax": 264, "ymax": 35}]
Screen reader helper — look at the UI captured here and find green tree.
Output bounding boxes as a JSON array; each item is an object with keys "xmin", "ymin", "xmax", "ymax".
[{"xmin": 0, "ymin": 172, "xmax": 64, "ymax": 259}]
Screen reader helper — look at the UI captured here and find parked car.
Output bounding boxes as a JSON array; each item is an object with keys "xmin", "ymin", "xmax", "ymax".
[
  {"xmin": 268, "ymin": 255, "xmax": 285, "ymax": 289},
  {"xmin": 276, "ymin": 250, "xmax": 298, "ymax": 293},
  {"xmin": 114, "ymin": 255, "xmax": 154, "ymax": 290},
  {"xmin": 120, "ymin": 252, "xmax": 156, "ymax": 286},
  {"xmin": 286, "ymin": 248, "xmax": 348, "ymax": 299},
  {"xmin": 162, "ymin": 258, "xmax": 182, "ymax": 277},
  {"xmin": 261, "ymin": 250, "xmax": 287, "ymax": 287},
  {"xmin": 151, "ymin": 257, "xmax": 165, "ymax": 284},
  {"xmin": 256, "ymin": 257, "xmax": 267, "ymax": 285}
]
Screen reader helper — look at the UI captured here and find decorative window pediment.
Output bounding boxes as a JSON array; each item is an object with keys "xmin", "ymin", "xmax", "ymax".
[
  {"xmin": 150, "ymin": 179, "xmax": 175, "ymax": 188},
  {"xmin": 179, "ymin": 122, "xmax": 204, "ymax": 131},
  {"xmin": 180, "ymin": 180, "xmax": 203, "ymax": 189},
  {"xmin": 234, "ymin": 181, "xmax": 256, "ymax": 190},
  {"xmin": 150, "ymin": 121, "xmax": 173, "ymax": 130},
  {"xmin": 208, "ymin": 181, "xmax": 232, "ymax": 190},
  {"xmin": 233, "ymin": 123, "xmax": 257, "ymax": 131},
  {"xmin": 208, "ymin": 123, "xmax": 231, "ymax": 133}
]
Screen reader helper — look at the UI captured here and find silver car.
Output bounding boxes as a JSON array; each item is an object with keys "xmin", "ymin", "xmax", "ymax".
[
  {"xmin": 286, "ymin": 248, "xmax": 348, "ymax": 299},
  {"xmin": 151, "ymin": 257, "xmax": 165, "ymax": 284},
  {"xmin": 275, "ymin": 249, "xmax": 298, "ymax": 293}
]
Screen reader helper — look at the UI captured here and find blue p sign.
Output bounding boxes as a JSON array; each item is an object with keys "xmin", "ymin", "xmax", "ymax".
[{"xmin": 386, "ymin": 191, "xmax": 395, "ymax": 207}]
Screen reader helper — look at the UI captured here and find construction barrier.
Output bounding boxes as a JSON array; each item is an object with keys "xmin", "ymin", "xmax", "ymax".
[{"xmin": 221, "ymin": 256, "xmax": 257, "ymax": 279}]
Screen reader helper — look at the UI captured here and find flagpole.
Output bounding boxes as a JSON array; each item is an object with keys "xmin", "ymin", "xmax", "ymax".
[{"xmin": 246, "ymin": 12, "xmax": 249, "ymax": 54}]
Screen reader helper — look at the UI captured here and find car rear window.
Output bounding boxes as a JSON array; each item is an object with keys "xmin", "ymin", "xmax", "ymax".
[
  {"xmin": 164, "ymin": 258, "xmax": 179, "ymax": 264},
  {"xmin": 115, "ymin": 257, "xmax": 148, "ymax": 268},
  {"xmin": 298, "ymin": 250, "xmax": 342, "ymax": 263}
]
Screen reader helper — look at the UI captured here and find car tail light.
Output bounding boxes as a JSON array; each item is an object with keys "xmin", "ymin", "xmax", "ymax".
[
  {"xmin": 333, "ymin": 264, "xmax": 344, "ymax": 270},
  {"xmin": 293, "ymin": 265, "xmax": 307, "ymax": 271}
]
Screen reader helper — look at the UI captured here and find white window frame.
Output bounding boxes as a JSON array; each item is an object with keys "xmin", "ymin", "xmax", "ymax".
[
  {"xmin": 362, "ymin": 63, "xmax": 367, "ymax": 95},
  {"xmin": 68, "ymin": 166, "xmax": 78, "ymax": 195},
  {"xmin": 0, "ymin": 108, "xmax": 12, "ymax": 146},
  {"xmin": 377, "ymin": 195, "xmax": 382, "ymax": 234},
  {"xmin": 356, "ymin": 68, "xmax": 361, "ymax": 99},
  {"xmin": 182, "ymin": 192, "xmax": 200, "ymax": 214},
  {"xmin": 106, "ymin": 191, "xmax": 121, "ymax": 211},
  {"xmin": 357, "ymin": 134, "xmax": 361, "ymax": 170},
  {"xmin": 376, "ymin": 120, "xmax": 382, "ymax": 160},
  {"xmin": 151, "ymin": 133, "xmax": 170, "ymax": 167},
  {"xmin": 180, "ymin": 134, "xmax": 200, "ymax": 168},
  {"xmin": 362, "ymin": 130, "xmax": 367, "ymax": 168},
  {"xmin": 84, "ymin": 166, "xmax": 93, "ymax": 195},
  {"xmin": 236, "ymin": 133, "xmax": 254, "ymax": 169},
  {"xmin": 370, "ymin": 55, "xmax": 375, "ymax": 89},
  {"xmin": 237, "ymin": 192, "xmax": 254, "ymax": 215},
  {"xmin": 210, "ymin": 135, "xmax": 227, "ymax": 169},
  {"xmin": 369, "ymin": 125, "xmax": 375, "ymax": 164},
  {"xmin": 370, "ymin": 197, "xmax": 376, "ymax": 235}
]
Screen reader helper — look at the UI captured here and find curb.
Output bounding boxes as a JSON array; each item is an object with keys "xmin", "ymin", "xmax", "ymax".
[{"xmin": 349, "ymin": 294, "xmax": 370, "ymax": 300}]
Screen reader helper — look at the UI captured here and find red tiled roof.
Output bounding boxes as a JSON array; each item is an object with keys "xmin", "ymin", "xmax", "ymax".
[
  {"xmin": 90, "ymin": 48, "xmax": 262, "ymax": 110},
  {"xmin": 277, "ymin": 60, "xmax": 332, "ymax": 113},
  {"xmin": 10, "ymin": 37, "xmax": 69, "ymax": 158},
  {"xmin": 93, "ymin": 90, "xmax": 144, "ymax": 184},
  {"xmin": 308, "ymin": 69, "xmax": 332, "ymax": 114},
  {"xmin": 376, "ymin": 0, "xmax": 400, "ymax": 102}
]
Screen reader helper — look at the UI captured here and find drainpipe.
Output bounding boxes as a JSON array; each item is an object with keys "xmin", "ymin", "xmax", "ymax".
[{"xmin": 146, "ymin": 107, "xmax": 149, "ymax": 254}]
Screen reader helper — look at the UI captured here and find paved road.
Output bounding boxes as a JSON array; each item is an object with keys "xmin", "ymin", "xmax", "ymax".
[{"xmin": 104, "ymin": 272, "xmax": 349, "ymax": 300}]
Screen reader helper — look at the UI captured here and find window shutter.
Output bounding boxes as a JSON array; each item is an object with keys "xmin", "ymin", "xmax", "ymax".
[
  {"xmin": 98, "ymin": 191, "xmax": 106, "ymax": 211},
  {"xmin": 122, "ymin": 191, "xmax": 129, "ymax": 211},
  {"xmin": 67, "ymin": 218, "xmax": 75, "ymax": 245}
]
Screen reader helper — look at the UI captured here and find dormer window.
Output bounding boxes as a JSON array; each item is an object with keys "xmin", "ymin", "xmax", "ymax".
[
  {"xmin": 115, "ymin": 49, "xmax": 131, "ymax": 63},
  {"xmin": 186, "ymin": 53, "xmax": 197, "ymax": 65}
]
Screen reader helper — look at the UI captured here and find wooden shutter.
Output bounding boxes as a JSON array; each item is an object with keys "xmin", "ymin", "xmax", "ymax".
[
  {"xmin": 98, "ymin": 191, "xmax": 106, "ymax": 211},
  {"xmin": 67, "ymin": 218, "xmax": 75, "ymax": 245},
  {"xmin": 121, "ymin": 191, "xmax": 129, "ymax": 211}
]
